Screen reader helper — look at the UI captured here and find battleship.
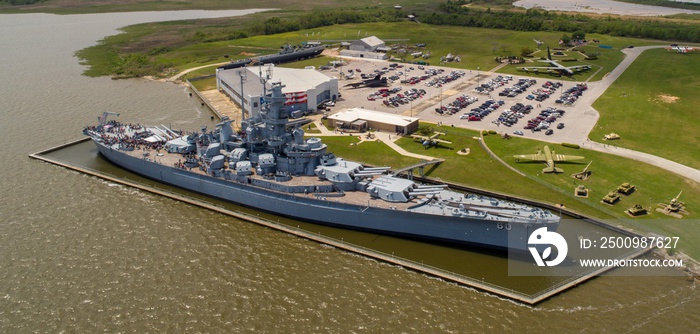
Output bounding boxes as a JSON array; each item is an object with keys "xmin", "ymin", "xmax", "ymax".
[{"xmin": 84, "ymin": 82, "xmax": 560, "ymax": 251}]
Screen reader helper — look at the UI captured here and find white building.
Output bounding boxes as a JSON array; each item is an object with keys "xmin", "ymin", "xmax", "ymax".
[
  {"xmin": 327, "ymin": 108, "xmax": 419, "ymax": 134},
  {"xmin": 217, "ymin": 65, "xmax": 339, "ymax": 118},
  {"xmin": 341, "ymin": 36, "xmax": 388, "ymax": 60}
]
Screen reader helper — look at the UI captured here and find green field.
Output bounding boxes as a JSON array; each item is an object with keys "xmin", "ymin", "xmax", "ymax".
[
  {"xmin": 78, "ymin": 19, "xmax": 655, "ymax": 81},
  {"xmin": 591, "ymin": 48, "xmax": 700, "ymax": 170}
]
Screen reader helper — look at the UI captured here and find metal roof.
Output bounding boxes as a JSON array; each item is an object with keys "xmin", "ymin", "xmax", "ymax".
[
  {"xmin": 219, "ymin": 66, "xmax": 334, "ymax": 95},
  {"xmin": 359, "ymin": 36, "xmax": 385, "ymax": 48},
  {"xmin": 328, "ymin": 108, "xmax": 419, "ymax": 127}
]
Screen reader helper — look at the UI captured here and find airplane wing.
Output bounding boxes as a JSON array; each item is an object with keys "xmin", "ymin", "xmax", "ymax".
[
  {"xmin": 433, "ymin": 139, "xmax": 452, "ymax": 144},
  {"xmin": 566, "ymin": 65, "xmax": 592, "ymax": 71},
  {"xmin": 518, "ymin": 66, "xmax": 557, "ymax": 71},
  {"xmin": 513, "ymin": 152, "xmax": 546, "ymax": 162},
  {"xmin": 550, "ymin": 153, "xmax": 585, "ymax": 162}
]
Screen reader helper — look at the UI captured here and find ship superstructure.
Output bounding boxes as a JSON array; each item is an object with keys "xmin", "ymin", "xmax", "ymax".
[{"xmin": 84, "ymin": 82, "xmax": 560, "ymax": 251}]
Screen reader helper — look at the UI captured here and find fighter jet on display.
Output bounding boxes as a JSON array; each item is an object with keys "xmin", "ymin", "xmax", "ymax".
[
  {"xmin": 343, "ymin": 74, "xmax": 389, "ymax": 89},
  {"xmin": 518, "ymin": 47, "xmax": 592, "ymax": 76},
  {"xmin": 513, "ymin": 145, "xmax": 584, "ymax": 173}
]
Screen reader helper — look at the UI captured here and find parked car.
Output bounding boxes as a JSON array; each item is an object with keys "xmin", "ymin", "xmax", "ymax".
[
  {"xmin": 545, "ymin": 129, "xmax": 554, "ymax": 135},
  {"xmin": 513, "ymin": 130, "xmax": 524, "ymax": 136}
]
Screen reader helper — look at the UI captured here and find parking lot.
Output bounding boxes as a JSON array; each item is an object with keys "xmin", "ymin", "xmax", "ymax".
[{"xmin": 325, "ymin": 59, "xmax": 601, "ymax": 145}]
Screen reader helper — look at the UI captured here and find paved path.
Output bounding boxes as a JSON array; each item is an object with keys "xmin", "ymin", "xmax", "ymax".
[
  {"xmin": 566, "ymin": 46, "xmax": 700, "ymax": 184},
  {"xmin": 166, "ymin": 62, "xmax": 229, "ymax": 82},
  {"xmin": 309, "ymin": 116, "xmax": 440, "ymax": 161}
]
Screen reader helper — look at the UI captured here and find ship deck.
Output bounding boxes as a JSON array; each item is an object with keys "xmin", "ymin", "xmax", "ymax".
[{"xmin": 120, "ymin": 142, "xmax": 419, "ymax": 211}]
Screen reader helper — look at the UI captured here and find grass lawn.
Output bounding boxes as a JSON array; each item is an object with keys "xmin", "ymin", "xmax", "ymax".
[
  {"xmin": 189, "ymin": 76, "xmax": 218, "ymax": 91},
  {"xmin": 316, "ymin": 135, "xmax": 421, "ymax": 169},
  {"xmin": 303, "ymin": 122, "xmax": 321, "ymax": 134},
  {"xmin": 590, "ymin": 48, "xmax": 700, "ymax": 170},
  {"xmin": 482, "ymin": 134, "xmax": 700, "ymax": 259}
]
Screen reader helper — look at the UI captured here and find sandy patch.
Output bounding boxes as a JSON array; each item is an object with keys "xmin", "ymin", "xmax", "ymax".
[
  {"xmin": 239, "ymin": 52, "xmax": 257, "ymax": 56},
  {"xmin": 322, "ymin": 49, "xmax": 341, "ymax": 57},
  {"xmin": 513, "ymin": 0, "xmax": 700, "ymax": 16},
  {"xmin": 656, "ymin": 94, "xmax": 680, "ymax": 103}
]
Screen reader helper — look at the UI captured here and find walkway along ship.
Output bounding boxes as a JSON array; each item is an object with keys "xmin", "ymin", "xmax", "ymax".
[{"xmin": 84, "ymin": 82, "xmax": 560, "ymax": 251}]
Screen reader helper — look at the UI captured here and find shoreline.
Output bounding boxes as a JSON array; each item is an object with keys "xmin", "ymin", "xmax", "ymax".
[{"xmin": 513, "ymin": 0, "xmax": 700, "ymax": 16}]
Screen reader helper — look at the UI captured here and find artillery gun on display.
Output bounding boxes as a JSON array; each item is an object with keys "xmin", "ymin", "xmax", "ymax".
[
  {"xmin": 571, "ymin": 161, "xmax": 593, "ymax": 181},
  {"xmin": 656, "ymin": 191, "xmax": 690, "ymax": 218}
]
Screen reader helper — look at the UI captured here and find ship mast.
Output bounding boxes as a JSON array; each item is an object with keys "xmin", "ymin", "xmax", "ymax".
[{"xmin": 259, "ymin": 62, "xmax": 273, "ymax": 99}]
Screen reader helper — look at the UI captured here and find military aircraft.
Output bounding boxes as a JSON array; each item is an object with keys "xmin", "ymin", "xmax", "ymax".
[
  {"xmin": 533, "ymin": 38, "xmax": 544, "ymax": 49},
  {"xmin": 343, "ymin": 74, "xmax": 389, "ymax": 89},
  {"xmin": 666, "ymin": 45, "xmax": 697, "ymax": 53},
  {"xmin": 513, "ymin": 145, "xmax": 585, "ymax": 173},
  {"xmin": 410, "ymin": 132, "xmax": 452, "ymax": 149},
  {"xmin": 518, "ymin": 47, "xmax": 592, "ymax": 76}
]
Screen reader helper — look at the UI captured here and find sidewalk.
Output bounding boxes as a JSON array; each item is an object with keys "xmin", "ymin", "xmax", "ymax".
[{"xmin": 310, "ymin": 116, "xmax": 439, "ymax": 161}]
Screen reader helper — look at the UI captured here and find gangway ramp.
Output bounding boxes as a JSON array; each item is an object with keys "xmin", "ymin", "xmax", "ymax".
[{"xmin": 392, "ymin": 159, "xmax": 444, "ymax": 179}]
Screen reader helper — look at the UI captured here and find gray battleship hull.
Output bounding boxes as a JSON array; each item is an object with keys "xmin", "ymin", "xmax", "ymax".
[{"xmin": 94, "ymin": 142, "xmax": 554, "ymax": 251}]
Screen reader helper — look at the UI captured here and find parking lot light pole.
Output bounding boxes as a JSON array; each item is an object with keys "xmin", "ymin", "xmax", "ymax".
[
  {"xmin": 477, "ymin": 66, "xmax": 480, "ymax": 88},
  {"xmin": 560, "ymin": 81, "xmax": 563, "ymax": 98}
]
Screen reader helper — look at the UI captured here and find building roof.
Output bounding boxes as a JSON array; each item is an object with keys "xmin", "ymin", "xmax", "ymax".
[
  {"xmin": 360, "ymin": 36, "xmax": 385, "ymax": 48},
  {"xmin": 328, "ymin": 108, "xmax": 419, "ymax": 127},
  {"xmin": 219, "ymin": 66, "xmax": 334, "ymax": 95}
]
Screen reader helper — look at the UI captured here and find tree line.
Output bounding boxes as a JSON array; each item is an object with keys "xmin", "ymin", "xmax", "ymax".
[
  {"xmin": 192, "ymin": 3, "xmax": 699, "ymax": 44},
  {"xmin": 421, "ymin": 0, "xmax": 700, "ymax": 42},
  {"xmin": 0, "ymin": 0, "xmax": 44, "ymax": 4}
]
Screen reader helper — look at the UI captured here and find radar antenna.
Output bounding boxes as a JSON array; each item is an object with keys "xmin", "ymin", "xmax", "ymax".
[{"xmin": 259, "ymin": 62, "xmax": 273, "ymax": 98}]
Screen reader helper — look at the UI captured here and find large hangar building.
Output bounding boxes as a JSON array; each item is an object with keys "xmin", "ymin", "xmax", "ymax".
[{"xmin": 217, "ymin": 65, "xmax": 339, "ymax": 118}]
